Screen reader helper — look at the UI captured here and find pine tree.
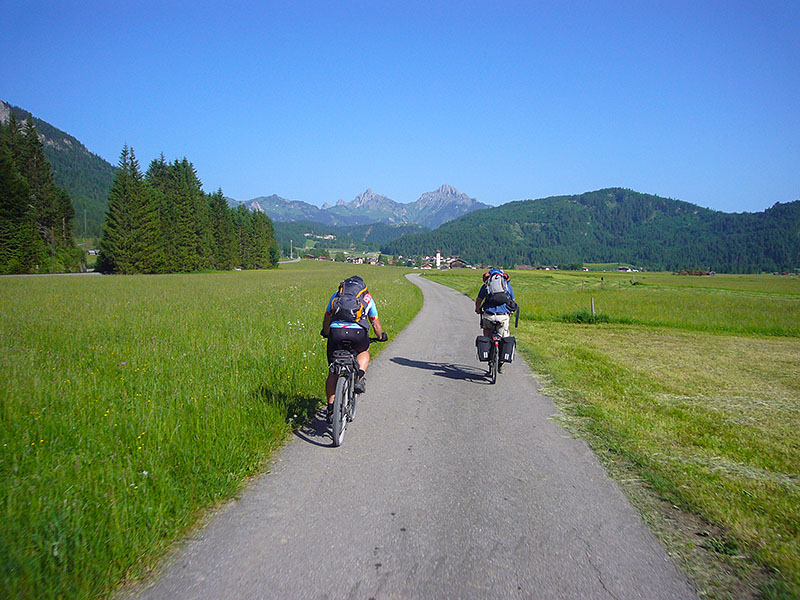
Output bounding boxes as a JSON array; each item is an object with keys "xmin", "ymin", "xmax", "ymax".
[
  {"xmin": 97, "ymin": 146, "xmax": 161, "ymax": 273},
  {"xmin": 145, "ymin": 154, "xmax": 174, "ymax": 272},
  {"xmin": 168, "ymin": 159, "xmax": 203, "ymax": 271},
  {"xmin": 233, "ymin": 204, "xmax": 252, "ymax": 268},
  {"xmin": 0, "ymin": 115, "xmax": 78, "ymax": 272},
  {"xmin": 208, "ymin": 189, "xmax": 236, "ymax": 269},
  {"xmin": 0, "ymin": 139, "xmax": 46, "ymax": 273}
]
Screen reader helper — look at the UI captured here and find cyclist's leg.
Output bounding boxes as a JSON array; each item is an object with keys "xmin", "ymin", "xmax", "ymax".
[
  {"xmin": 497, "ymin": 314, "xmax": 511, "ymax": 371},
  {"xmin": 350, "ymin": 327, "xmax": 370, "ymax": 375},
  {"xmin": 356, "ymin": 350, "xmax": 370, "ymax": 373},
  {"xmin": 325, "ymin": 328, "xmax": 346, "ymax": 406},
  {"xmin": 499, "ymin": 314, "xmax": 510, "ymax": 338},
  {"xmin": 480, "ymin": 313, "xmax": 494, "ymax": 337},
  {"xmin": 325, "ymin": 372, "xmax": 337, "ymax": 404}
]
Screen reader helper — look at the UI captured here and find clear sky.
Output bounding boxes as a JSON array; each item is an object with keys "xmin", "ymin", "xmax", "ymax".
[{"xmin": 2, "ymin": 1, "xmax": 798, "ymax": 213}]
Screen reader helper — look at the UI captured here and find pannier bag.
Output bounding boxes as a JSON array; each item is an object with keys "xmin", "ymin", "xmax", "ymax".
[
  {"xmin": 475, "ymin": 336, "xmax": 491, "ymax": 362},
  {"xmin": 500, "ymin": 336, "xmax": 516, "ymax": 363}
]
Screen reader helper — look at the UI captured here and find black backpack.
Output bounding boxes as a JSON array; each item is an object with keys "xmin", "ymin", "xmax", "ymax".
[
  {"xmin": 484, "ymin": 272, "xmax": 511, "ymax": 307},
  {"xmin": 330, "ymin": 276, "xmax": 369, "ymax": 323}
]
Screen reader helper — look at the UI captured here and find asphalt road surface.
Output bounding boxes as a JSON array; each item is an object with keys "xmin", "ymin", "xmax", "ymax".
[{"xmin": 124, "ymin": 274, "xmax": 697, "ymax": 600}]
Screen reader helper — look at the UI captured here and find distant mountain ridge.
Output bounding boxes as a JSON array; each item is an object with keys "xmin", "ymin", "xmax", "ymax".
[
  {"xmin": 1, "ymin": 100, "xmax": 116, "ymax": 238},
  {"xmin": 228, "ymin": 184, "xmax": 489, "ymax": 228},
  {"xmin": 6, "ymin": 100, "xmax": 796, "ymax": 273},
  {"xmin": 382, "ymin": 188, "xmax": 800, "ymax": 273}
]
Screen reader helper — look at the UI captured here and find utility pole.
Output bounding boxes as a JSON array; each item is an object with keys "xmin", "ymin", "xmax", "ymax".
[{"xmin": 290, "ymin": 239, "xmax": 293, "ymax": 259}]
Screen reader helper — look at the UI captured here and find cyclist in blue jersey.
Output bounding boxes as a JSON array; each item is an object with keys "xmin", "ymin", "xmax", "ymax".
[
  {"xmin": 321, "ymin": 275, "xmax": 386, "ymax": 420},
  {"xmin": 475, "ymin": 267, "xmax": 517, "ymax": 372}
]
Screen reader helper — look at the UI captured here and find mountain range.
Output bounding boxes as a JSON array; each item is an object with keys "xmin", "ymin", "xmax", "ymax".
[
  {"xmin": 4, "ymin": 99, "xmax": 798, "ymax": 273},
  {"xmin": 2, "ymin": 100, "xmax": 487, "ymax": 236},
  {"xmin": 228, "ymin": 185, "xmax": 489, "ymax": 229}
]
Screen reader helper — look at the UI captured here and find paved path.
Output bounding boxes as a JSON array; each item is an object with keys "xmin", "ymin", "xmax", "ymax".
[{"xmin": 124, "ymin": 274, "xmax": 697, "ymax": 600}]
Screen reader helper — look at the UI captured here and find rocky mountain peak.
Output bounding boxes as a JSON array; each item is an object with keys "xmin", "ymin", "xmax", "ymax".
[
  {"xmin": 415, "ymin": 184, "xmax": 475, "ymax": 209},
  {"xmin": 0, "ymin": 101, "xmax": 11, "ymax": 124},
  {"xmin": 352, "ymin": 188, "xmax": 380, "ymax": 207}
]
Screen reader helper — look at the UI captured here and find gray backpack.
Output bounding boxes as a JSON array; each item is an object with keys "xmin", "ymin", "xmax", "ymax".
[{"xmin": 484, "ymin": 272, "xmax": 510, "ymax": 307}]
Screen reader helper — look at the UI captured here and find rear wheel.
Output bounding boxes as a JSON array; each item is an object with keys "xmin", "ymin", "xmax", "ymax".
[
  {"xmin": 348, "ymin": 382, "xmax": 358, "ymax": 421},
  {"xmin": 332, "ymin": 376, "xmax": 349, "ymax": 446},
  {"xmin": 489, "ymin": 343, "xmax": 498, "ymax": 384}
]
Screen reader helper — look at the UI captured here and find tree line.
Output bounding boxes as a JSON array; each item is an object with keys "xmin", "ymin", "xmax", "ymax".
[
  {"xmin": 97, "ymin": 147, "xmax": 278, "ymax": 274},
  {"xmin": 0, "ymin": 114, "xmax": 83, "ymax": 273},
  {"xmin": 383, "ymin": 189, "xmax": 800, "ymax": 273}
]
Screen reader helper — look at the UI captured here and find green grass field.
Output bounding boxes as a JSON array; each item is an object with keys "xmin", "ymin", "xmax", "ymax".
[
  {"xmin": 426, "ymin": 269, "xmax": 800, "ymax": 599},
  {"xmin": 0, "ymin": 262, "xmax": 422, "ymax": 600}
]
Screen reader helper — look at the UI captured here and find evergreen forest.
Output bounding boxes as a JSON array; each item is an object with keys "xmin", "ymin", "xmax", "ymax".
[
  {"xmin": 0, "ymin": 114, "xmax": 84, "ymax": 273},
  {"xmin": 97, "ymin": 149, "xmax": 278, "ymax": 274},
  {"xmin": 3, "ymin": 101, "xmax": 116, "ymax": 239},
  {"xmin": 383, "ymin": 189, "xmax": 800, "ymax": 273}
]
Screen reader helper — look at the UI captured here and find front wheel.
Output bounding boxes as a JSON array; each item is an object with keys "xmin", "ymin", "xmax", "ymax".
[{"xmin": 332, "ymin": 376, "xmax": 349, "ymax": 446}]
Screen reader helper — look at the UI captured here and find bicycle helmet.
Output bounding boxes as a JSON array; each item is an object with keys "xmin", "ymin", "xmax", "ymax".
[{"xmin": 484, "ymin": 267, "xmax": 509, "ymax": 281}]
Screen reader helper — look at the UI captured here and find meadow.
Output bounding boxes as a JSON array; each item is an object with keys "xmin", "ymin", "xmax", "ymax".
[
  {"xmin": 0, "ymin": 261, "xmax": 422, "ymax": 600},
  {"xmin": 426, "ymin": 268, "xmax": 800, "ymax": 599}
]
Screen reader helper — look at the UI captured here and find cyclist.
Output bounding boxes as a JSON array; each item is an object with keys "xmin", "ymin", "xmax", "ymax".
[
  {"xmin": 321, "ymin": 275, "xmax": 387, "ymax": 421},
  {"xmin": 475, "ymin": 267, "xmax": 517, "ymax": 372}
]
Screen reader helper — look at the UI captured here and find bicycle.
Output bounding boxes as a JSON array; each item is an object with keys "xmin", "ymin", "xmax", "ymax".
[
  {"xmin": 328, "ymin": 335, "xmax": 385, "ymax": 447},
  {"xmin": 477, "ymin": 306, "xmax": 519, "ymax": 385}
]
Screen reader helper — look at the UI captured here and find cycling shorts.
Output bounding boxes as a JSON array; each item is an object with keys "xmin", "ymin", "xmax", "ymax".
[
  {"xmin": 481, "ymin": 313, "xmax": 510, "ymax": 337},
  {"xmin": 327, "ymin": 326, "xmax": 369, "ymax": 363}
]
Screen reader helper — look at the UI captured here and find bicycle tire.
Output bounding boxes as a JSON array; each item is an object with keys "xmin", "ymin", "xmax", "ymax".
[
  {"xmin": 332, "ymin": 376, "xmax": 349, "ymax": 446},
  {"xmin": 348, "ymin": 382, "xmax": 357, "ymax": 421},
  {"xmin": 489, "ymin": 343, "xmax": 498, "ymax": 384},
  {"xmin": 492, "ymin": 341, "xmax": 500, "ymax": 384}
]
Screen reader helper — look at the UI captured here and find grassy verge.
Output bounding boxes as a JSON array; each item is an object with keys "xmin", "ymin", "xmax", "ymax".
[
  {"xmin": 426, "ymin": 269, "xmax": 800, "ymax": 599},
  {"xmin": 0, "ymin": 261, "xmax": 422, "ymax": 600}
]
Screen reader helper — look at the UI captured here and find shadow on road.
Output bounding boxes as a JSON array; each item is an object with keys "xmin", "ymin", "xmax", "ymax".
[
  {"xmin": 390, "ymin": 357, "xmax": 490, "ymax": 383},
  {"xmin": 293, "ymin": 409, "xmax": 334, "ymax": 447}
]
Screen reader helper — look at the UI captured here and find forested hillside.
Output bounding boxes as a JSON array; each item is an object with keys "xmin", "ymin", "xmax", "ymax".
[
  {"xmin": 383, "ymin": 188, "xmax": 800, "ymax": 273},
  {"xmin": 273, "ymin": 220, "xmax": 428, "ymax": 254},
  {"xmin": 97, "ymin": 149, "xmax": 278, "ymax": 274},
  {"xmin": 1, "ymin": 101, "xmax": 115, "ymax": 238},
  {"xmin": 0, "ymin": 114, "xmax": 84, "ymax": 273}
]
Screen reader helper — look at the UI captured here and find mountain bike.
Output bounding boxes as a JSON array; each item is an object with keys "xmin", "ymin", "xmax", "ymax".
[{"xmin": 328, "ymin": 336, "xmax": 385, "ymax": 447}]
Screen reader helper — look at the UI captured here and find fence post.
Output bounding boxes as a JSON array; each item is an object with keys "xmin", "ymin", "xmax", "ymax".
[{"xmin": 591, "ymin": 297, "xmax": 595, "ymax": 317}]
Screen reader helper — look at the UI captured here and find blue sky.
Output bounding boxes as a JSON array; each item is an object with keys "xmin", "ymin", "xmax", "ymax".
[{"xmin": 2, "ymin": 1, "xmax": 798, "ymax": 213}]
